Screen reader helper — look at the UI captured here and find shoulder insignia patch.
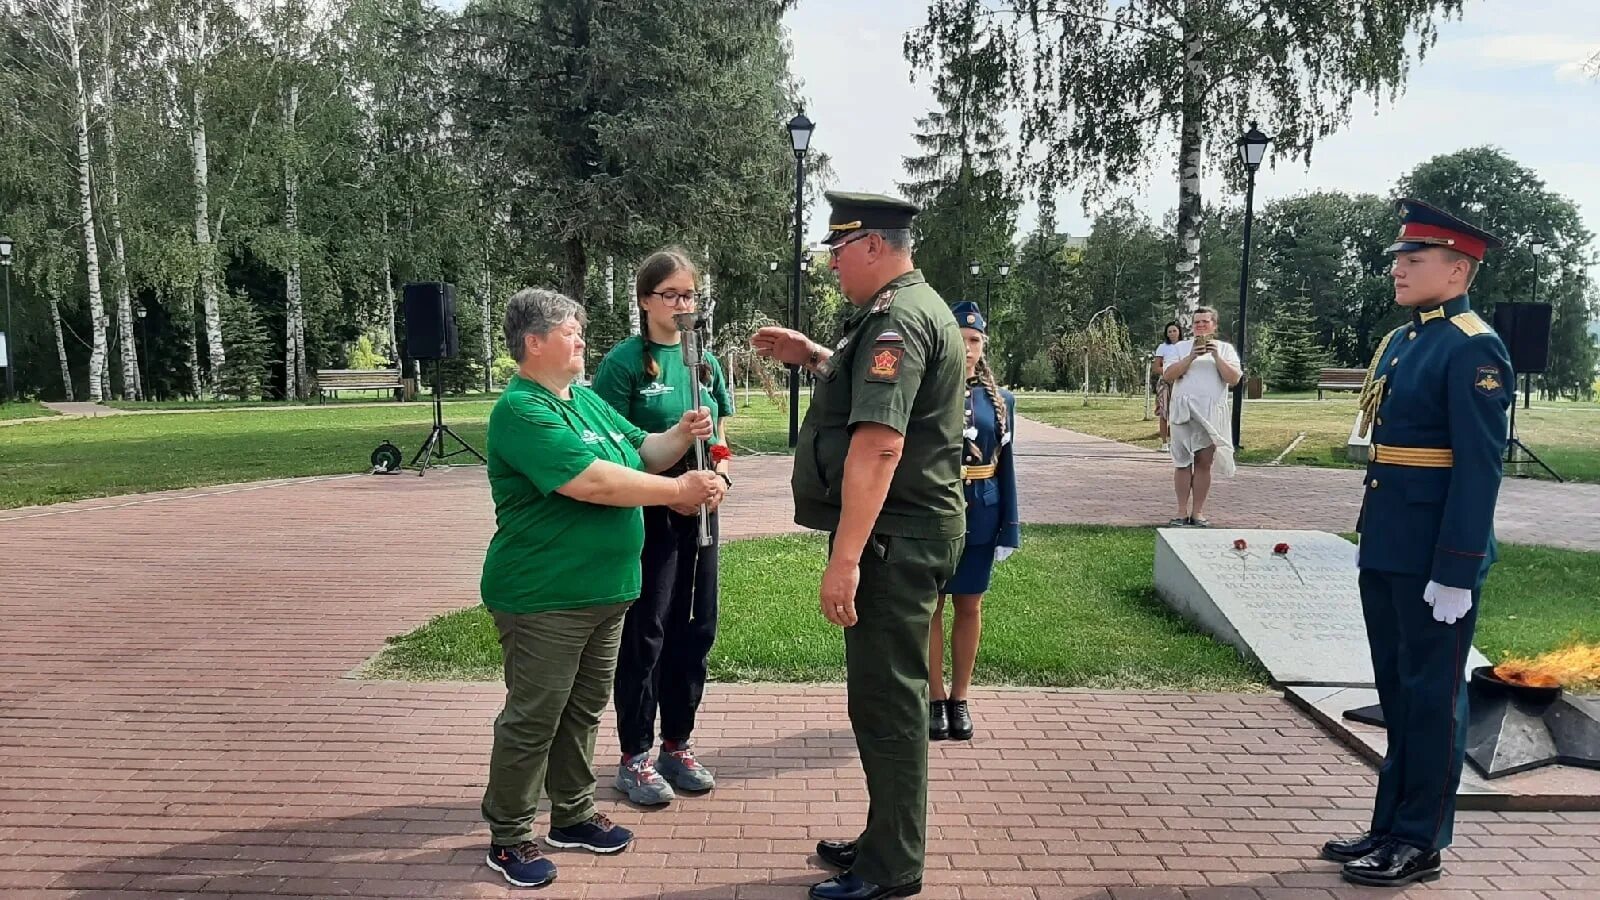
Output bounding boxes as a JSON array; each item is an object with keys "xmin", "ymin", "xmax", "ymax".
[
  {"xmin": 1451, "ymin": 311, "xmax": 1491, "ymax": 337},
  {"xmin": 865, "ymin": 346, "xmax": 903, "ymax": 382},
  {"xmin": 870, "ymin": 289, "xmax": 897, "ymax": 314},
  {"xmin": 1475, "ymin": 365, "xmax": 1504, "ymax": 397}
]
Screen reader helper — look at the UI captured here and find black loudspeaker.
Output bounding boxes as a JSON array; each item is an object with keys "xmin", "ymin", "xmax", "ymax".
[
  {"xmin": 1491, "ymin": 302, "xmax": 1551, "ymax": 374},
  {"xmin": 403, "ymin": 282, "xmax": 459, "ymax": 360}
]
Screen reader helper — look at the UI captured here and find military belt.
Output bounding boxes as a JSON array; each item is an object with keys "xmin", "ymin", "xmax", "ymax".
[
  {"xmin": 962, "ymin": 463, "xmax": 997, "ymax": 481},
  {"xmin": 1372, "ymin": 444, "xmax": 1454, "ymax": 468}
]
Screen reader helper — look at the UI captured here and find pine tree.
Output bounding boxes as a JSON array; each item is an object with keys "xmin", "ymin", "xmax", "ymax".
[
  {"xmin": 1269, "ymin": 283, "xmax": 1324, "ymax": 393},
  {"xmin": 898, "ymin": 0, "xmax": 1018, "ymax": 305}
]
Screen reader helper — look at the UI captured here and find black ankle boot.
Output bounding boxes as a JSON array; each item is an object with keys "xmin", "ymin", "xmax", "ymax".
[
  {"xmin": 948, "ymin": 700, "xmax": 973, "ymax": 741},
  {"xmin": 929, "ymin": 700, "xmax": 949, "ymax": 741}
]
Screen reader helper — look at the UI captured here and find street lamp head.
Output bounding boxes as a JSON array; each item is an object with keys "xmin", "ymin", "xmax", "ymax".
[
  {"xmin": 0, "ymin": 235, "xmax": 12, "ymax": 265},
  {"xmin": 787, "ymin": 113, "xmax": 815, "ymax": 156},
  {"xmin": 799, "ymin": 256, "xmax": 811, "ymax": 273},
  {"xmin": 968, "ymin": 259, "xmax": 981, "ymax": 277},
  {"xmin": 998, "ymin": 262, "xmax": 1012, "ymax": 278},
  {"xmin": 137, "ymin": 304, "xmax": 147, "ymax": 319},
  {"xmin": 1238, "ymin": 121, "xmax": 1270, "ymax": 171},
  {"xmin": 768, "ymin": 259, "xmax": 779, "ymax": 272},
  {"xmin": 1531, "ymin": 235, "xmax": 1547, "ymax": 254}
]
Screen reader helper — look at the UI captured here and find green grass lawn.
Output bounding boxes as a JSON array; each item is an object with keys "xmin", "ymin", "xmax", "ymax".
[
  {"xmin": 362, "ymin": 525, "xmax": 1268, "ymax": 690},
  {"xmin": 0, "ymin": 394, "xmax": 797, "ymax": 509},
  {"xmin": 0, "ymin": 401, "xmax": 58, "ymax": 421},
  {"xmin": 1016, "ymin": 392, "xmax": 1600, "ymax": 482},
  {"xmin": 362, "ymin": 526, "xmax": 1600, "ymax": 692}
]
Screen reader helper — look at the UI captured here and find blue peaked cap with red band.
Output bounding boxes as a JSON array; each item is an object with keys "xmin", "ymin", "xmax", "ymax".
[
  {"xmin": 951, "ymin": 301, "xmax": 986, "ymax": 333},
  {"xmin": 1385, "ymin": 198, "xmax": 1504, "ymax": 261}
]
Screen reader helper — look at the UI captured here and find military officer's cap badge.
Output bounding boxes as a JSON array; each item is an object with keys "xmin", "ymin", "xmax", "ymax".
[{"xmin": 1387, "ymin": 197, "xmax": 1504, "ymax": 261}]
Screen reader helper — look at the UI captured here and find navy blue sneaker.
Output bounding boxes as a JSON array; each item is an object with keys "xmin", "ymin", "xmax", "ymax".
[
  {"xmin": 486, "ymin": 841, "xmax": 556, "ymax": 888},
  {"xmin": 545, "ymin": 812, "xmax": 634, "ymax": 854}
]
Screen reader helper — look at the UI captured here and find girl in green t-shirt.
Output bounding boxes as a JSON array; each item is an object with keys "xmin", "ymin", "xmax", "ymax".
[{"xmin": 591, "ymin": 248, "xmax": 735, "ymax": 807}]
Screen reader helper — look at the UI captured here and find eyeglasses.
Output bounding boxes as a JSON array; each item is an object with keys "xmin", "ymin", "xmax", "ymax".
[
  {"xmin": 828, "ymin": 232, "xmax": 873, "ymax": 258},
  {"xmin": 649, "ymin": 290, "xmax": 698, "ymax": 306}
]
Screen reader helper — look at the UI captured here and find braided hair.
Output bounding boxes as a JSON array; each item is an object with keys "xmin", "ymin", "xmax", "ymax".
[
  {"xmin": 974, "ymin": 353, "xmax": 1008, "ymax": 444},
  {"xmin": 635, "ymin": 247, "xmax": 711, "ymax": 385}
]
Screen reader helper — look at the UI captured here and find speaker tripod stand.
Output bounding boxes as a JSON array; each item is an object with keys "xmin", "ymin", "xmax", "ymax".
[
  {"xmin": 1505, "ymin": 373, "xmax": 1563, "ymax": 482},
  {"xmin": 410, "ymin": 360, "xmax": 485, "ymax": 476}
]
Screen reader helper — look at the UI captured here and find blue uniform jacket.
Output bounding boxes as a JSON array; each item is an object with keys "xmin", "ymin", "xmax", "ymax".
[
  {"xmin": 963, "ymin": 381, "xmax": 1020, "ymax": 549},
  {"xmin": 1356, "ymin": 294, "xmax": 1512, "ymax": 589}
]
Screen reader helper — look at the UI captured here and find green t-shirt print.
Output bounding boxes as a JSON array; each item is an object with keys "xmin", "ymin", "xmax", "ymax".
[
  {"xmin": 591, "ymin": 335, "xmax": 735, "ymax": 444},
  {"xmin": 479, "ymin": 375, "xmax": 651, "ymax": 615}
]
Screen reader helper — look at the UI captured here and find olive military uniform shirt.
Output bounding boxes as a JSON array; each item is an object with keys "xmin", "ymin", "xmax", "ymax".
[{"xmin": 791, "ymin": 269, "xmax": 966, "ymax": 539}]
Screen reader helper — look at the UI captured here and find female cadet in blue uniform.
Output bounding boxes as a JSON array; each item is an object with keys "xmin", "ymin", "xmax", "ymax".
[
  {"xmin": 1319, "ymin": 199, "xmax": 1512, "ymax": 888},
  {"xmin": 927, "ymin": 301, "xmax": 1019, "ymax": 742}
]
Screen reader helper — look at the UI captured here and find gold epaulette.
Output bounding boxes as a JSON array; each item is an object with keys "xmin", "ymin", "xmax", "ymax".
[{"xmin": 1451, "ymin": 311, "xmax": 1491, "ymax": 336}]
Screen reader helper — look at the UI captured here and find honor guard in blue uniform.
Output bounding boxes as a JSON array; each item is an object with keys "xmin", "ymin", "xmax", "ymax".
[
  {"xmin": 1321, "ymin": 199, "xmax": 1513, "ymax": 888},
  {"xmin": 928, "ymin": 301, "xmax": 1019, "ymax": 743}
]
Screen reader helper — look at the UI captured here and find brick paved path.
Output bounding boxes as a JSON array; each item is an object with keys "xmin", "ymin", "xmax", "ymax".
[{"xmin": 3, "ymin": 421, "xmax": 1599, "ymax": 898}]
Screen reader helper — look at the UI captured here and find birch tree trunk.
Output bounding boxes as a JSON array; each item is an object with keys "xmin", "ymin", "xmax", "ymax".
[
  {"xmin": 480, "ymin": 266, "xmax": 491, "ymax": 391},
  {"xmin": 66, "ymin": 0, "xmax": 110, "ymax": 402},
  {"xmin": 382, "ymin": 210, "xmax": 398, "ymax": 359},
  {"xmin": 190, "ymin": 16, "xmax": 225, "ymax": 395},
  {"xmin": 102, "ymin": 4, "xmax": 138, "ymax": 400},
  {"xmin": 604, "ymin": 256, "xmax": 615, "ymax": 312},
  {"xmin": 48, "ymin": 292, "xmax": 74, "ymax": 401},
  {"xmin": 627, "ymin": 270, "xmax": 640, "ymax": 335},
  {"xmin": 283, "ymin": 83, "xmax": 306, "ymax": 400},
  {"xmin": 1173, "ymin": 9, "xmax": 1205, "ymax": 321}
]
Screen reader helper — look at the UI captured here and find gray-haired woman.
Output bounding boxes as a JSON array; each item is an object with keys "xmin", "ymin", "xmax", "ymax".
[{"xmin": 479, "ymin": 288, "xmax": 724, "ymax": 888}]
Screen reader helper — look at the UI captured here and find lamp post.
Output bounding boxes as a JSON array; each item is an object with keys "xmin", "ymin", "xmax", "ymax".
[
  {"xmin": 136, "ymin": 303, "xmax": 149, "ymax": 400},
  {"xmin": 1, "ymin": 235, "xmax": 13, "ymax": 403},
  {"xmin": 1528, "ymin": 235, "xmax": 1545, "ymax": 410},
  {"xmin": 968, "ymin": 259, "xmax": 1011, "ymax": 308},
  {"xmin": 786, "ymin": 113, "xmax": 814, "ymax": 448},
  {"xmin": 1231, "ymin": 122, "xmax": 1270, "ymax": 451}
]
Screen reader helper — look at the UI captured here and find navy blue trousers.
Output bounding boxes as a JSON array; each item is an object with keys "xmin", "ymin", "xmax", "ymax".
[
  {"xmin": 612, "ymin": 507, "xmax": 719, "ymax": 757},
  {"xmin": 1358, "ymin": 569, "xmax": 1479, "ymax": 851}
]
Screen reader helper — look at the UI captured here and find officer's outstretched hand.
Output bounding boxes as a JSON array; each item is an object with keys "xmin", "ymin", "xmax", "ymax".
[
  {"xmin": 820, "ymin": 557, "xmax": 860, "ymax": 627},
  {"xmin": 1423, "ymin": 581, "xmax": 1473, "ymax": 625},
  {"xmin": 752, "ymin": 326, "xmax": 815, "ymax": 368}
]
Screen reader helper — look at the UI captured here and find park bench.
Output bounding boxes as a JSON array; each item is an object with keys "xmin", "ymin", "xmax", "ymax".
[
  {"xmin": 1316, "ymin": 367, "xmax": 1366, "ymax": 400},
  {"xmin": 314, "ymin": 368, "xmax": 406, "ymax": 402}
]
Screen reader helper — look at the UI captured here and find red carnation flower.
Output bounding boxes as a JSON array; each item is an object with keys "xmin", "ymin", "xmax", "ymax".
[
  {"xmin": 1233, "ymin": 539, "xmax": 1248, "ymax": 551},
  {"xmin": 709, "ymin": 443, "xmax": 733, "ymax": 463},
  {"xmin": 1274, "ymin": 542, "xmax": 1291, "ymax": 555}
]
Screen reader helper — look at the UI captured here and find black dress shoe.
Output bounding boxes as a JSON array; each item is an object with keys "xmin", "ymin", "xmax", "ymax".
[
  {"xmin": 1341, "ymin": 839, "xmax": 1442, "ymax": 887},
  {"xmin": 928, "ymin": 701, "xmax": 949, "ymax": 741},
  {"xmin": 808, "ymin": 872, "xmax": 922, "ymax": 900},
  {"xmin": 1320, "ymin": 830, "xmax": 1386, "ymax": 863},
  {"xmin": 816, "ymin": 839, "xmax": 857, "ymax": 870},
  {"xmin": 947, "ymin": 699, "xmax": 973, "ymax": 741}
]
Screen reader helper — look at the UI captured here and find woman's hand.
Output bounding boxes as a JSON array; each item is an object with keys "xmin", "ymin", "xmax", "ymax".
[
  {"xmin": 673, "ymin": 470, "xmax": 724, "ymax": 508},
  {"xmin": 751, "ymin": 326, "xmax": 815, "ymax": 367},
  {"xmin": 675, "ymin": 407, "xmax": 714, "ymax": 442}
]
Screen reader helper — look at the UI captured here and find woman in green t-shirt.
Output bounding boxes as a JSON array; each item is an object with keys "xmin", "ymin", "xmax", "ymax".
[
  {"xmin": 591, "ymin": 249, "xmax": 736, "ymax": 807},
  {"xmin": 479, "ymin": 287, "xmax": 725, "ymax": 889}
]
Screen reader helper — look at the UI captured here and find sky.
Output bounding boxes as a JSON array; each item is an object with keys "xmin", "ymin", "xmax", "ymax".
[{"xmin": 783, "ymin": 0, "xmax": 1600, "ymax": 255}]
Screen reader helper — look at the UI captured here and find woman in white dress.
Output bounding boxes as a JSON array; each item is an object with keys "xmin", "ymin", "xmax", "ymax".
[
  {"xmin": 1159, "ymin": 306, "xmax": 1242, "ymax": 527},
  {"xmin": 1150, "ymin": 321, "xmax": 1185, "ymax": 451}
]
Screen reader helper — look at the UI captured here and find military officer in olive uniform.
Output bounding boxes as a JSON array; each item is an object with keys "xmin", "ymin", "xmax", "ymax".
[
  {"xmin": 1320, "ymin": 199, "xmax": 1513, "ymax": 888},
  {"xmin": 753, "ymin": 192, "xmax": 966, "ymax": 900}
]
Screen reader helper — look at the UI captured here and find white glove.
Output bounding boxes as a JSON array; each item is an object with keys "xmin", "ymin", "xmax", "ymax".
[
  {"xmin": 994, "ymin": 546, "xmax": 1016, "ymax": 563},
  {"xmin": 1423, "ymin": 581, "xmax": 1473, "ymax": 625}
]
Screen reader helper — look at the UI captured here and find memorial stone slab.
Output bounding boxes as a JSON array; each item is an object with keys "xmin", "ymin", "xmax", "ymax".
[{"xmin": 1154, "ymin": 528, "xmax": 1488, "ymax": 686}]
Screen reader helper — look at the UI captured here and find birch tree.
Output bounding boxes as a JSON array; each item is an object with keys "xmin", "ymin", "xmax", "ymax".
[{"xmin": 911, "ymin": 0, "xmax": 1466, "ymax": 318}]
